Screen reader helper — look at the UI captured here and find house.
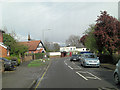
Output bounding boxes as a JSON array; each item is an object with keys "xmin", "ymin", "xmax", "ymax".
[
  {"xmin": 0, "ymin": 30, "xmax": 10, "ymax": 57},
  {"xmin": 19, "ymin": 35, "xmax": 46, "ymax": 54},
  {"xmin": 60, "ymin": 46, "xmax": 76, "ymax": 52},
  {"xmin": 60, "ymin": 46, "xmax": 89, "ymax": 57}
]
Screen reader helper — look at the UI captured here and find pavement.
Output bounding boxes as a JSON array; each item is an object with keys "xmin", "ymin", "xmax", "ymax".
[
  {"xmin": 2, "ymin": 59, "xmax": 50, "ymax": 88},
  {"xmin": 100, "ymin": 63, "xmax": 116, "ymax": 70}
]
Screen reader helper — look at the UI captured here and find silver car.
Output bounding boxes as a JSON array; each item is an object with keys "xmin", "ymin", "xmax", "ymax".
[
  {"xmin": 114, "ymin": 60, "xmax": 120, "ymax": 85},
  {"xmin": 80, "ymin": 53, "xmax": 100, "ymax": 67}
]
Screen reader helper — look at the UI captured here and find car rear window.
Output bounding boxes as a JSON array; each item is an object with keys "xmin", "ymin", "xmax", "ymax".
[
  {"xmin": 72, "ymin": 55, "xmax": 77, "ymax": 57},
  {"xmin": 85, "ymin": 54, "xmax": 97, "ymax": 58}
]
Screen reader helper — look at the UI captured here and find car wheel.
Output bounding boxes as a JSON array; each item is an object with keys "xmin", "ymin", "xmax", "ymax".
[{"xmin": 114, "ymin": 73, "xmax": 120, "ymax": 85}]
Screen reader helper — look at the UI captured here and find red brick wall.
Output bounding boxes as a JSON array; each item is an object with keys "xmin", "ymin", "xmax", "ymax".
[
  {"xmin": 0, "ymin": 46, "xmax": 8, "ymax": 57},
  {"xmin": 0, "ymin": 31, "xmax": 3, "ymax": 42}
]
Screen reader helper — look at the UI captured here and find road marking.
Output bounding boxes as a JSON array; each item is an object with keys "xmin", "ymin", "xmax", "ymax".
[
  {"xmin": 64, "ymin": 60, "xmax": 68, "ymax": 66},
  {"xmin": 65, "ymin": 63, "xmax": 68, "ymax": 66},
  {"xmin": 86, "ymin": 71, "xmax": 101, "ymax": 80},
  {"xmin": 76, "ymin": 72, "xmax": 88, "ymax": 80},
  {"xmin": 68, "ymin": 65, "xmax": 73, "ymax": 70},
  {"xmin": 73, "ymin": 68, "xmax": 81, "ymax": 69},
  {"xmin": 35, "ymin": 60, "xmax": 52, "ymax": 89},
  {"xmin": 76, "ymin": 71, "xmax": 101, "ymax": 81}
]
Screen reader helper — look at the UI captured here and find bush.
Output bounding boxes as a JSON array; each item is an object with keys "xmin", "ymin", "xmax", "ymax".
[
  {"xmin": 35, "ymin": 53, "xmax": 45, "ymax": 59},
  {"xmin": 99, "ymin": 55, "xmax": 113, "ymax": 63},
  {"xmin": 112, "ymin": 54, "xmax": 120, "ymax": 65}
]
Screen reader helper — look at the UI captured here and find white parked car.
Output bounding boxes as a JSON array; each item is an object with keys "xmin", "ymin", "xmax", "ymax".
[{"xmin": 114, "ymin": 60, "xmax": 120, "ymax": 85}]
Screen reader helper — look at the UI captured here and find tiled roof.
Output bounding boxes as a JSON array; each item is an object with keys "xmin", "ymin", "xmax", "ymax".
[{"xmin": 19, "ymin": 40, "xmax": 41, "ymax": 51}]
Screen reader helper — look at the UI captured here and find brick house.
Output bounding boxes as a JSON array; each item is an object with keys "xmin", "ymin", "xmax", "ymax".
[
  {"xmin": 0, "ymin": 30, "xmax": 10, "ymax": 57},
  {"xmin": 19, "ymin": 40, "xmax": 46, "ymax": 54}
]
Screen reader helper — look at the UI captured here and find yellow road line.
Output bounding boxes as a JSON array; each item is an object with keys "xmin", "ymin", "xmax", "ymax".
[{"xmin": 35, "ymin": 60, "xmax": 52, "ymax": 89}]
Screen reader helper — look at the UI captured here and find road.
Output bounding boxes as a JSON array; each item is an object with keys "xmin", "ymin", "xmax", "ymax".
[{"xmin": 34, "ymin": 57, "xmax": 120, "ymax": 89}]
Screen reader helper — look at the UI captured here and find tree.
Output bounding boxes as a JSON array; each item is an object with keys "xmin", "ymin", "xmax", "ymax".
[
  {"xmin": 3, "ymin": 33, "xmax": 28, "ymax": 56},
  {"xmin": 53, "ymin": 43, "xmax": 60, "ymax": 52},
  {"xmin": 80, "ymin": 35, "xmax": 87, "ymax": 46},
  {"xmin": 94, "ymin": 11, "xmax": 120, "ymax": 55},
  {"xmin": 44, "ymin": 40, "xmax": 60, "ymax": 52},
  {"xmin": 66, "ymin": 35, "xmax": 82, "ymax": 47},
  {"xmin": 84, "ymin": 25, "xmax": 98, "ymax": 53}
]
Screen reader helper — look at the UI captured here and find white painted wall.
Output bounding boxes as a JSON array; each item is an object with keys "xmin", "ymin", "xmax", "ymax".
[{"xmin": 49, "ymin": 52, "xmax": 61, "ymax": 56}]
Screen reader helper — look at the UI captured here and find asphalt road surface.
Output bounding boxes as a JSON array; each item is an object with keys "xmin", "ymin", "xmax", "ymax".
[{"xmin": 34, "ymin": 57, "xmax": 120, "ymax": 89}]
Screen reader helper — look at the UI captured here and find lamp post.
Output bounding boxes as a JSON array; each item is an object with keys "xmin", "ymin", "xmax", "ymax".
[{"xmin": 42, "ymin": 29, "xmax": 51, "ymax": 43}]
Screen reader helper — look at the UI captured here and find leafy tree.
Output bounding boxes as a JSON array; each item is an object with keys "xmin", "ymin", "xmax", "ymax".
[
  {"xmin": 3, "ymin": 33, "xmax": 17, "ymax": 55},
  {"xmin": 3, "ymin": 33, "xmax": 28, "ymax": 56},
  {"xmin": 94, "ymin": 11, "xmax": 120, "ymax": 55},
  {"xmin": 84, "ymin": 25, "xmax": 98, "ymax": 53}
]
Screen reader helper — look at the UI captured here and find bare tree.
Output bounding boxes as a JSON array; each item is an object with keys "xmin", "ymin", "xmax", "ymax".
[
  {"xmin": 53, "ymin": 43, "xmax": 60, "ymax": 52},
  {"xmin": 66, "ymin": 35, "xmax": 83, "ymax": 47}
]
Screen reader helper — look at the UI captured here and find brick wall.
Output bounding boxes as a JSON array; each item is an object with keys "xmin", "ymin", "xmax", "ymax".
[
  {"xmin": 0, "ymin": 46, "xmax": 8, "ymax": 58},
  {"xmin": 0, "ymin": 31, "xmax": 3, "ymax": 42}
]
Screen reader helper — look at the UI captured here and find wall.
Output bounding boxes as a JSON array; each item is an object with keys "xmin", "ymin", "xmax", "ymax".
[
  {"xmin": 49, "ymin": 52, "xmax": 61, "ymax": 58},
  {"xmin": 22, "ymin": 55, "xmax": 33, "ymax": 62},
  {"xmin": 0, "ymin": 46, "xmax": 8, "ymax": 58},
  {"xmin": 0, "ymin": 31, "xmax": 3, "ymax": 42}
]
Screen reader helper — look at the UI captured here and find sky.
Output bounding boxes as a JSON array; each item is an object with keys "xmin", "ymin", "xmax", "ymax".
[{"xmin": 0, "ymin": 0, "xmax": 119, "ymax": 45}]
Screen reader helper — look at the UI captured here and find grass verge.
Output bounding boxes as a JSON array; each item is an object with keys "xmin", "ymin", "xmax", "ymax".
[{"xmin": 28, "ymin": 59, "xmax": 49, "ymax": 67}]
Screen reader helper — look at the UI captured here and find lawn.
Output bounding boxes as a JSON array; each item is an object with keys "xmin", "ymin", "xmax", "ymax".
[{"xmin": 28, "ymin": 59, "xmax": 49, "ymax": 67}]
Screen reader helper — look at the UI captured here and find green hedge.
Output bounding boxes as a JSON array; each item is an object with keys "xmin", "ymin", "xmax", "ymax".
[
  {"xmin": 112, "ymin": 54, "xmax": 120, "ymax": 65},
  {"xmin": 35, "ymin": 53, "xmax": 45, "ymax": 59}
]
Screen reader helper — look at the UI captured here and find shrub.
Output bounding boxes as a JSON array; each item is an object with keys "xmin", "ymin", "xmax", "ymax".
[
  {"xmin": 99, "ymin": 55, "xmax": 113, "ymax": 63},
  {"xmin": 35, "ymin": 53, "xmax": 45, "ymax": 59},
  {"xmin": 112, "ymin": 54, "xmax": 120, "ymax": 65}
]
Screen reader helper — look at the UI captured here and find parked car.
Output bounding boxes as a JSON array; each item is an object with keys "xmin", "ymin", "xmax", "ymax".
[
  {"xmin": 77, "ymin": 54, "xmax": 82, "ymax": 61},
  {"xmin": 11, "ymin": 58, "xmax": 19, "ymax": 66},
  {"xmin": 0, "ymin": 58, "xmax": 15, "ymax": 71},
  {"xmin": 70, "ymin": 54, "xmax": 80, "ymax": 61},
  {"xmin": 80, "ymin": 53, "xmax": 100, "ymax": 67},
  {"xmin": 113, "ymin": 60, "xmax": 120, "ymax": 85}
]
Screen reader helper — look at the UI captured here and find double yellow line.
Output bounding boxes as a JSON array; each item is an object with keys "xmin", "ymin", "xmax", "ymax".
[{"xmin": 35, "ymin": 59, "xmax": 52, "ymax": 90}]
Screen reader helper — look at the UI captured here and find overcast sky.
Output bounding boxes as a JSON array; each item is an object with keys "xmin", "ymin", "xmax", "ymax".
[{"xmin": 0, "ymin": 0, "xmax": 119, "ymax": 45}]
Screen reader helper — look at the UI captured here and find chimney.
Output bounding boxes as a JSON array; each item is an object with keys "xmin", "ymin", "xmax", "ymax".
[
  {"xmin": 28, "ymin": 34, "xmax": 31, "ymax": 41},
  {"xmin": 0, "ymin": 30, "xmax": 5, "ymax": 43}
]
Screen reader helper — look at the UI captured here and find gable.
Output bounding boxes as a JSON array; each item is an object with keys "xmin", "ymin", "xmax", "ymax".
[{"xmin": 37, "ymin": 43, "xmax": 43, "ymax": 50}]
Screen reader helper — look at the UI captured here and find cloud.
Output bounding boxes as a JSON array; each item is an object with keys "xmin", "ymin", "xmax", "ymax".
[{"xmin": 2, "ymin": 2, "xmax": 118, "ymax": 44}]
